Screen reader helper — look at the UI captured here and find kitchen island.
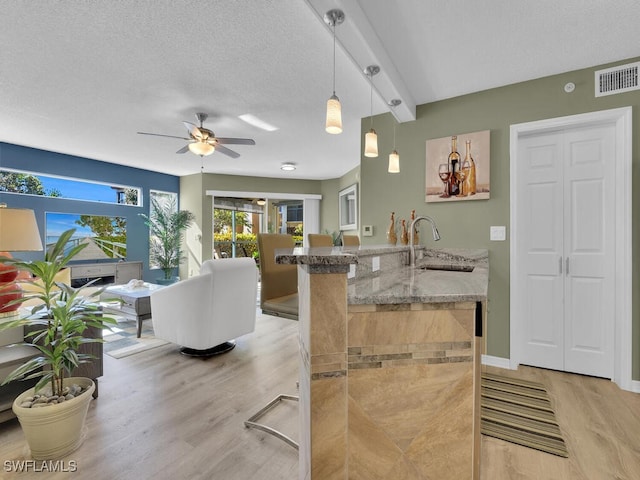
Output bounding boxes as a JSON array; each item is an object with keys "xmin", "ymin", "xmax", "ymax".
[{"xmin": 276, "ymin": 245, "xmax": 488, "ymax": 480}]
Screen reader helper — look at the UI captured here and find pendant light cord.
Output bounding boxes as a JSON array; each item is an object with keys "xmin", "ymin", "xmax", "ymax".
[
  {"xmin": 332, "ymin": 23, "xmax": 336, "ymax": 95},
  {"xmin": 369, "ymin": 73, "xmax": 373, "ymax": 129},
  {"xmin": 393, "ymin": 119, "xmax": 396, "ymax": 149}
]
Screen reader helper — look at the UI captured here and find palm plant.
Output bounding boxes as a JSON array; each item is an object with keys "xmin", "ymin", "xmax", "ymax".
[
  {"xmin": 0, "ymin": 229, "xmax": 117, "ymax": 396},
  {"xmin": 140, "ymin": 197, "xmax": 195, "ymax": 281}
]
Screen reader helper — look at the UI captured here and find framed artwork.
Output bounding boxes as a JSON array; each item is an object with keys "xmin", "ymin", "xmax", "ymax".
[
  {"xmin": 338, "ymin": 184, "xmax": 358, "ymax": 231},
  {"xmin": 425, "ymin": 130, "xmax": 490, "ymax": 203}
]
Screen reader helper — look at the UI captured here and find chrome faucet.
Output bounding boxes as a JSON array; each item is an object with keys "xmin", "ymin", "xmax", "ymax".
[{"xmin": 409, "ymin": 215, "xmax": 440, "ymax": 267}]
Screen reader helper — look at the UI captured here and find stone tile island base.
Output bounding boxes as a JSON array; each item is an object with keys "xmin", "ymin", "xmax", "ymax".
[
  {"xmin": 347, "ymin": 302, "xmax": 480, "ymax": 480},
  {"xmin": 295, "ymin": 260, "xmax": 482, "ymax": 480}
]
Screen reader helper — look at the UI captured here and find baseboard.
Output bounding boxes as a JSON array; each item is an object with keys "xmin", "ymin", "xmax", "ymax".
[
  {"xmin": 631, "ymin": 380, "xmax": 640, "ymax": 394},
  {"xmin": 481, "ymin": 355, "xmax": 513, "ymax": 370}
]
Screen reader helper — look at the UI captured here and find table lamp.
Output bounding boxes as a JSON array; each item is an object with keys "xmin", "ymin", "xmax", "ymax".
[{"xmin": 0, "ymin": 204, "xmax": 44, "ymax": 317}]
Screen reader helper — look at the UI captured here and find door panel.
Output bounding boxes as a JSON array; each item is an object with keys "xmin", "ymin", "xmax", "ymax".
[
  {"xmin": 517, "ymin": 133, "xmax": 564, "ymax": 370},
  {"xmin": 523, "ymin": 275, "xmax": 563, "ymax": 368},
  {"xmin": 563, "ymin": 125, "xmax": 615, "ymax": 377}
]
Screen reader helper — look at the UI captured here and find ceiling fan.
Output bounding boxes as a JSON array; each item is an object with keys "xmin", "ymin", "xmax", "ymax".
[{"xmin": 137, "ymin": 113, "xmax": 255, "ymax": 158}]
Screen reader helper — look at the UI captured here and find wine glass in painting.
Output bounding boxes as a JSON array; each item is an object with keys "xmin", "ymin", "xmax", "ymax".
[
  {"xmin": 456, "ymin": 161, "xmax": 470, "ymax": 196},
  {"xmin": 438, "ymin": 163, "xmax": 451, "ymax": 198}
]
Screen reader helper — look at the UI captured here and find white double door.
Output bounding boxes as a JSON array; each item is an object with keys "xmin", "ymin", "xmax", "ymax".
[{"xmin": 515, "ymin": 123, "xmax": 615, "ymax": 378}]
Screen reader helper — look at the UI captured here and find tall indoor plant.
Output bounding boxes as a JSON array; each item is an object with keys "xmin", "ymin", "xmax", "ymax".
[
  {"xmin": 0, "ymin": 228, "xmax": 116, "ymax": 459},
  {"xmin": 140, "ymin": 197, "xmax": 195, "ymax": 284}
]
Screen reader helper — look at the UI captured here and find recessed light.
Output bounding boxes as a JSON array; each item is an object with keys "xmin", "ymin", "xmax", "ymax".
[
  {"xmin": 238, "ymin": 114, "xmax": 279, "ymax": 132},
  {"xmin": 280, "ymin": 163, "xmax": 296, "ymax": 171}
]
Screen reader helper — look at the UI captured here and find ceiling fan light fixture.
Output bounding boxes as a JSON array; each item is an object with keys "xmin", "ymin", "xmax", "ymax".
[
  {"xmin": 281, "ymin": 163, "xmax": 296, "ymax": 171},
  {"xmin": 188, "ymin": 141, "xmax": 215, "ymax": 157}
]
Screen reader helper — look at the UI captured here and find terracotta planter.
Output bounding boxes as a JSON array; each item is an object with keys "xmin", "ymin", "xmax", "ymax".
[{"xmin": 12, "ymin": 377, "xmax": 95, "ymax": 460}]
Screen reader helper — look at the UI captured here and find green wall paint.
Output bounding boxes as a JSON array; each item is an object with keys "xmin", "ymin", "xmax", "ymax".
[
  {"xmin": 320, "ymin": 166, "xmax": 360, "ymax": 235},
  {"xmin": 360, "ymin": 57, "xmax": 640, "ymax": 379}
]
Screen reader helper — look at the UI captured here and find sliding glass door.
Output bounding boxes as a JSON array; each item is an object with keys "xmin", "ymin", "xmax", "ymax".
[{"xmin": 213, "ymin": 198, "xmax": 263, "ymax": 259}]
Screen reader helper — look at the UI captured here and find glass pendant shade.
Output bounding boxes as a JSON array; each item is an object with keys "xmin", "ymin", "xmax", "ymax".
[
  {"xmin": 364, "ymin": 129, "xmax": 378, "ymax": 157},
  {"xmin": 388, "ymin": 150, "xmax": 400, "ymax": 173},
  {"xmin": 325, "ymin": 94, "xmax": 342, "ymax": 134},
  {"xmin": 189, "ymin": 142, "xmax": 215, "ymax": 156}
]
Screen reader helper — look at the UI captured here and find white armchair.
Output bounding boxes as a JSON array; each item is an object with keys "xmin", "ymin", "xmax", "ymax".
[{"xmin": 150, "ymin": 257, "xmax": 258, "ymax": 356}]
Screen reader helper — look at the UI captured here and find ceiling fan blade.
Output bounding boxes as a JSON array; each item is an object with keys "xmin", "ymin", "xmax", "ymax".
[
  {"xmin": 215, "ymin": 137, "xmax": 256, "ymax": 146},
  {"xmin": 183, "ymin": 121, "xmax": 203, "ymax": 140},
  {"xmin": 176, "ymin": 144, "xmax": 190, "ymax": 154},
  {"xmin": 215, "ymin": 145, "xmax": 240, "ymax": 159},
  {"xmin": 137, "ymin": 132, "xmax": 191, "ymax": 141}
]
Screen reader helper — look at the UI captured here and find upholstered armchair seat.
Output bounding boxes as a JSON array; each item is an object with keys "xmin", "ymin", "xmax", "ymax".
[
  {"xmin": 261, "ymin": 293, "xmax": 298, "ymax": 318},
  {"xmin": 150, "ymin": 257, "xmax": 258, "ymax": 356},
  {"xmin": 257, "ymin": 234, "xmax": 298, "ymax": 320}
]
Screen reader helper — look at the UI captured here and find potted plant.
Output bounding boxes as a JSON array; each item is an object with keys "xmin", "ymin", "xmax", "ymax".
[
  {"xmin": 0, "ymin": 229, "xmax": 117, "ymax": 460},
  {"xmin": 140, "ymin": 197, "xmax": 195, "ymax": 285}
]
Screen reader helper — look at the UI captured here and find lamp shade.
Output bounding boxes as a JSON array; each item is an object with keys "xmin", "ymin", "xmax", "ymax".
[
  {"xmin": 188, "ymin": 142, "xmax": 215, "ymax": 156},
  {"xmin": 0, "ymin": 207, "xmax": 43, "ymax": 252},
  {"xmin": 325, "ymin": 94, "xmax": 342, "ymax": 134},
  {"xmin": 364, "ymin": 129, "xmax": 378, "ymax": 157},
  {"xmin": 388, "ymin": 150, "xmax": 400, "ymax": 173}
]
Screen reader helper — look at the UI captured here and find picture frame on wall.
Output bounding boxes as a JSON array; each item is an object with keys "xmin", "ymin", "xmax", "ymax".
[{"xmin": 425, "ymin": 129, "xmax": 490, "ymax": 203}]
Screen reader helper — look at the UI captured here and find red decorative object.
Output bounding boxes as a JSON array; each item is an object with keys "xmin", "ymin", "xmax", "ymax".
[
  {"xmin": 0, "ymin": 254, "xmax": 21, "ymax": 316},
  {"xmin": 0, "ymin": 281, "xmax": 21, "ymax": 315}
]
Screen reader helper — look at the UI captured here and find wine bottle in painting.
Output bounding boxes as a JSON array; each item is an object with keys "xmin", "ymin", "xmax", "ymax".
[
  {"xmin": 448, "ymin": 135, "xmax": 460, "ymax": 196},
  {"xmin": 464, "ymin": 140, "xmax": 477, "ymax": 195}
]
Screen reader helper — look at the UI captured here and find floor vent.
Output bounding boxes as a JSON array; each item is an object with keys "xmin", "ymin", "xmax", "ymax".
[{"xmin": 595, "ymin": 62, "xmax": 639, "ymax": 97}]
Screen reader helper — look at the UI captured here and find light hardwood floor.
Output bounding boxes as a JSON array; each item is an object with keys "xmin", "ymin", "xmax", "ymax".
[{"xmin": 0, "ymin": 314, "xmax": 638, "ymax": 479}]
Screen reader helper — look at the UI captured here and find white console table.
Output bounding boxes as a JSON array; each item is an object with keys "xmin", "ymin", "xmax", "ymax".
[{"xmin": 70, "ymin": 261, "xmax": 143, "ymax": 287}]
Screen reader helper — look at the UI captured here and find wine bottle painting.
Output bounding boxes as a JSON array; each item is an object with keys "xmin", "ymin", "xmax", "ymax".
[{"xmin": 425, "ymin": 129, "xmax": 490, "ymax": 203}]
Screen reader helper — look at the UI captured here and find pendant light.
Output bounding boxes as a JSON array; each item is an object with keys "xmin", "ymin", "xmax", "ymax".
[
  {"xmin": 324, "ymin": 9, "xmax": 344, "ymax": 134},
  {"xmin": 364, "ymin": 65, "xmax": 380, "ymax": 158},
  {"xmin": 388, "ymin": 99, "xmax": 401, "ymax": 173}
]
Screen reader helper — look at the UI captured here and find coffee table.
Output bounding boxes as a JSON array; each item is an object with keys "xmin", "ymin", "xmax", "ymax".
[{"xmin": 100, "ymin": 283, "xmax": 164, "ymax": 338}]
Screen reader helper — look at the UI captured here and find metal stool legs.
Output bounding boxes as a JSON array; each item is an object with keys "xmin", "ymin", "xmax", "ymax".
[{"xmin": 244, "ymin": 394, "xmax": 299, "ymax": 450}]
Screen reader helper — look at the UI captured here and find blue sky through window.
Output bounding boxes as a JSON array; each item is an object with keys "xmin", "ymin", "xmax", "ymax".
[
  {"xmin": 40, "ymin": 177, "xmax": 119, "ymax": 203},
  {"xmin": 0, "ymin": 169, "xmax": 140, "ymax": 205}
]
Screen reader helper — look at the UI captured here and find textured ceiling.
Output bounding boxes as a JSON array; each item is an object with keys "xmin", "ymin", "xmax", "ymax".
[{"xmin": 0, "ymin": 0, "xmax": 638, "ymax": 180}]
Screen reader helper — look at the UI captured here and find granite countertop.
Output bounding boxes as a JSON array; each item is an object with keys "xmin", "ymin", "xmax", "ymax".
[
  {"xmin": 274, "ymin": 246, "xmax": 358, "ymax": 267},
  {"xmin": 276, "ymin": 245, "xmax": 488, "ymax": 305}
]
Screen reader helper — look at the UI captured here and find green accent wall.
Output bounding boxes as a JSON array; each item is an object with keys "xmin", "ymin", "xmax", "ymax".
[
  {"xmin": 320, "ymin": 166, "xmax": 360, "ymax": 236},
  {"xmin": 359, "ymin": 57, "xmax": 640, "ymax": 380}
]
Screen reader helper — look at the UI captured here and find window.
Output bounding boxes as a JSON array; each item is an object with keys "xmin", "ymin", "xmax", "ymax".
[
  {"xmin": 286, "ymin": 203, "xmax": 303, "ymax": 222},
  {"xmin": 338, "ymin": 184, "xmax": 358, "ymax": 231},
  {"xmin": 0, "ymin": 168, "xmax": 141, "ymax": 206}
]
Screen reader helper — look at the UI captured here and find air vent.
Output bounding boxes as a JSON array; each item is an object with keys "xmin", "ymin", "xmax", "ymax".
[{"xmin": 595, "ymin": 62, "xmax": 640, "ymax": 97}]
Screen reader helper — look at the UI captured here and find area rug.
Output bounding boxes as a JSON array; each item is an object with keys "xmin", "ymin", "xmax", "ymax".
[
  {"xmin": 103, "ymin": 317, "xmax": 168, "ymax": 359},
  {"xmin": 481, "ymin": 372, "xmax": 569, "ymax": 457}
]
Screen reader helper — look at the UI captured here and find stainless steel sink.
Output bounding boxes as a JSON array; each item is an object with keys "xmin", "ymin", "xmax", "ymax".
[{"xmin": 418, "ymin": 263, "xmax": 475, "ymax": 273}]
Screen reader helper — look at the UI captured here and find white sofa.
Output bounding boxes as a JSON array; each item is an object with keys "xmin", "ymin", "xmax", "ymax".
[{"xmin": 150, "ymin": 257, "xmax": 258, "ymax": 356}]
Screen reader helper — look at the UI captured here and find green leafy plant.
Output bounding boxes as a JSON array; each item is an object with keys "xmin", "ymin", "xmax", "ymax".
[
  {"xmin": 0, "ymin": 229, "xmax": 117, "ymax": 396},
  {"xmin": 140, "ymin": 197, "xmax": 195, "ymax": 280}
]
